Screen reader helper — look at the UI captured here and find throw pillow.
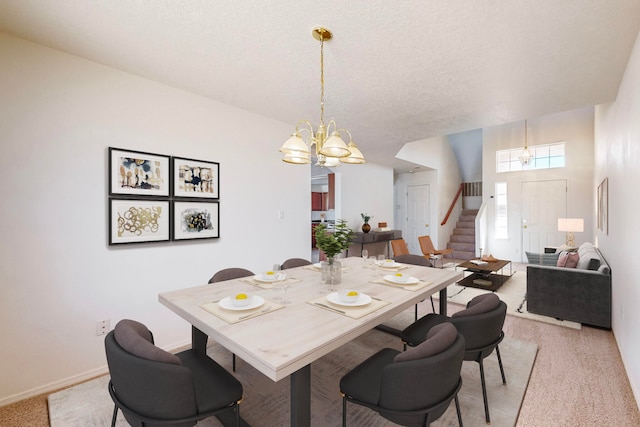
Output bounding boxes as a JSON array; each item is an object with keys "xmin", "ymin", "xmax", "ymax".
[
  {"xmin": 557, "ymin": 251, "xmax": 579, "ymax": 268},
  {"xmin": 393, "ymin": 323, "xmax": 457, "ymax": 362},
  {"xmin": 452, "ymin": 293, "xmax": 500, "ymax": 317},
  {"xmin": 526, "ymin": 251, "xmax": 560, "ymax": 266},
  {"xmin": 114, "ymin": 319, "xmax": 182, "ymax": 365}
]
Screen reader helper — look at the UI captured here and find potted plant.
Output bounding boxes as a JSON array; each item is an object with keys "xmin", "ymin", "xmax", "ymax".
[
  {"xmin": 314, "ymin": 219, "xmax": 354, "ymax": 284},
  {"xmin": 361, "ymin": 213, "xmax": 372, "ymax": 233}
]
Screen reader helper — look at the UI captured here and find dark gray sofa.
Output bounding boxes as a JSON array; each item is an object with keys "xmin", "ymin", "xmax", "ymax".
[{"xmin": 527, "ymin": 242, "xmax": 611, "ymax": 328}]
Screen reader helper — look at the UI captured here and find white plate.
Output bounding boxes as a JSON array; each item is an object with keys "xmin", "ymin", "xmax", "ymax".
[
  {"xmin": 253, "ymin": 273, "xmax": 284, "ymax": 283},
  {"xmin": 377, "ymin": 261, "xmax": 402, "ymax": 268},
  {"xmin": 218, "ymin": 295, "xmax": 265, "ymax": 311},
  {"xmin": 326, "ymin": 292, "xmax": 372, "ymax": 307},
  {"xmin": 384, "ymin": 274, "xmax": 419, "ymax": 285}
]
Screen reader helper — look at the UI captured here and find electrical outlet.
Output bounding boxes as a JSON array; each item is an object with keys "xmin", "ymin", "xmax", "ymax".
[{"xmin": 96, "ymin": 319, "xmax": 110, "ymax": 336}]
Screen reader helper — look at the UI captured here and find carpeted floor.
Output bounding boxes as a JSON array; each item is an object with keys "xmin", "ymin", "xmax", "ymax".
[{"xmin": 48, "ymin": 329, "xmax": 537, "ymax": 426}]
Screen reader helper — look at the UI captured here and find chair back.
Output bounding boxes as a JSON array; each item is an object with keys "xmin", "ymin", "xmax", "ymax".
[
  {"xmin": 451, "ymin": 298, "xmax": 507, "ymax": 356},
  {"xmin": 393, "ymin": 254, "xmax": 432, "ymax": 267},
  {"xmin": 418, "ymin": 235, "xmax": 437, "ymax": 255},
  {"xmin": 390, "ymin": 239, "xmax": 410, "ymax": 257},
  {"xmin": 209, "ymin": 267, "xmax": 254, "ymax": 283},
  {"xmin": 378, "ymin": 333, "xmax": 465, "ymax": 426},
  {"xmin": 105, "ymin": 320, "xmax": 198, "ymax": 427},
  {"xmin": 281, "ymin": 258, "xmax": 312, "ymax": 269}
]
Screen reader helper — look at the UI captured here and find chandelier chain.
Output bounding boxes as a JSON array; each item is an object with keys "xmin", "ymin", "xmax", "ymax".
[{"xmin": 319, "ymin": 33, "xmax": 325, "ymax": 125}]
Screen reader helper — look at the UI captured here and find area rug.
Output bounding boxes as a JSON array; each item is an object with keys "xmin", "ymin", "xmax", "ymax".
[{"xmin": 49, "ymin": 329, "xmax": 537, "ymax": 426}]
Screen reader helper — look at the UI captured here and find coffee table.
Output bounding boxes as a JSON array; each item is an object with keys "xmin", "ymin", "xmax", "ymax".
[{"xmin": 456, "ymin": 259, "xmax": 513, "ymax": 291}]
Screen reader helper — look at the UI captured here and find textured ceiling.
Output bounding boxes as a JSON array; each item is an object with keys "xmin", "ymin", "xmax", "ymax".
[{"xmin": 1, "ymin": 1, "xmax": 639, "ymax": 171}]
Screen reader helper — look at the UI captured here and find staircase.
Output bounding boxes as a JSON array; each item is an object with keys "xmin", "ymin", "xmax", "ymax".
[{"xmin": 448, "ymin": 209, "xmax": 478, "ymax": 261}]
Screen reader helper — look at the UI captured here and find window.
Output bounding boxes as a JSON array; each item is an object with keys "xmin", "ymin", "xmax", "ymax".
[
  {"xmin": 496, "ymin": 142, "xmax": 565, "ymax": 172},
  {"xmin": 495, "ymin": 182, "xmax": 508, "ymax": 239}
]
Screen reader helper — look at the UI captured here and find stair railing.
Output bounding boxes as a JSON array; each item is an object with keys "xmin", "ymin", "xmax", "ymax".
[{"xmin": 441, "ymin": 183, "xmax": 464, "ymax": 226}]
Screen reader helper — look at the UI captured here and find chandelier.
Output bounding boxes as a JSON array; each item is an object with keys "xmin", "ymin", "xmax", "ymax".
[
  {"xmin": 519, "ymin": 119, "xmax": 534, "ymax": 166},
  {"xmin": 279, "ymin": 27, "xmax": 365, "ymax": 167}
]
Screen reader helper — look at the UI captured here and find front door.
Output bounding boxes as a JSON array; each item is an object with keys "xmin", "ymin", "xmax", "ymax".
[
  {"xmin": 406, "ymin": 185, "xmax": 430, "ymax": 254},
  {"xmin": 521, "ymin": 179, "xmax": 567, "ymax": 259}
]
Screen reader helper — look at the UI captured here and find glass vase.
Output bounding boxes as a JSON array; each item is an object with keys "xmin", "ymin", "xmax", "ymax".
[{"xmin": 321, "ymin": 258, "xmax": 342, "ymax": 286}]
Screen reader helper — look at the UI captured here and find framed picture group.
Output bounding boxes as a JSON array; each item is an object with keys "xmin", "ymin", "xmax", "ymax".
[{"xmin": 108, "ymin": 147, "xmax": 220, "ymax": 245}]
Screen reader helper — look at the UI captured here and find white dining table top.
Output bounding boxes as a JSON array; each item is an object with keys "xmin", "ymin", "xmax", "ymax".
[{"xmin": 158, "ymin": 257, "xmax": 462, "ymax": 382}]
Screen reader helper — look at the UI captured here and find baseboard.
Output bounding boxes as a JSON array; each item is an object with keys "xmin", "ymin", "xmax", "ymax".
[
  {"xmin": 0, "ymin": 366, "xmax": 109, "ymax": 407},
  {"xmin": 0, "ymin": 338, "xmax": 192, "ymax": 408}
]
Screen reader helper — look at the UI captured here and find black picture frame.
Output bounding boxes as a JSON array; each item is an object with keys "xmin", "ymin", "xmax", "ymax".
[
  {"xmin": 172, "ymin": 156, "xmax": 220, "ymax": 199},
  {"xmin": 109, "ymin": 198, "xmax": 171, "ymax": 245},
  {"xmin": 172, "ymin": 200, "xmax": 220, "ymax": 240},
  {"xmin": 109, "ymin": 147, "xmax": 170, "ymax": 197}
]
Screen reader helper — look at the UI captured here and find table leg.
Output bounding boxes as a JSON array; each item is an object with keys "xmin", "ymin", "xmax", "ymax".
[
  {"xmin": 290, "ymin": 364, "xmax": 311, "ymax": 427},
  {"xmin": 192, "ymin": 326, "xmax": 208, "ymax": 354},
  {"xmin": 439, "ymin": 287, "xmax": 448, "ymax": 316}
]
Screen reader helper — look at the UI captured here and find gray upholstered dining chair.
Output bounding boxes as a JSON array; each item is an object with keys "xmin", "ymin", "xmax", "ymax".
[
  {"xmin": 393, "ymin": 254, "xmax": 436, "ymax": 317},
  {"xmin": 401, "ymin": 293, "xmax": 507, "ymax": 424},
  {"xmin": 204, "ymin": 267, "xmax": 255, "ymax": 371},
  {"xmin": 105, "ymin": 319, "xmax": 243, "ymax": 427},
  {"xmin": 280, "ymin": 257, "xmax": 312, "ymax": 269},
  {"xmin": 340, "ymin": 323, "xmax": 465, "ymax": 427}
]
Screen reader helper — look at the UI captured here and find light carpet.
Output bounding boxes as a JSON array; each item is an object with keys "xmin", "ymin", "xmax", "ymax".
[{"xmin": 49, "ymin": 329, "xmax": 537, "ymax": 426}]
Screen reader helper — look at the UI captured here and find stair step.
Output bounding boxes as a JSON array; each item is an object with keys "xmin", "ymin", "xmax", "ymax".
[
  {"xmin": 450, "ymin": 235, "xmax": 474, "ymax": 243},
  {"xmin": 459, "ymin": 215, "xmax": 477, "ymax": 222},
  {"xmin": 461, "ymin": 209, "xmax": 478, "ymax": 216},
  {"xmin": 456, "ymin": 221, "xmax": 475, "ymax": 229},
  {"xmin": 453, "ymin": 228, "xmax": 475, "ymax": 236},
  {"xmin": 449, "ymin": 242, "xmax": 476, "ymax": 252},
  {"xmin": 453, "ymin": 251, "xmax": 476, "ymax": 261}
]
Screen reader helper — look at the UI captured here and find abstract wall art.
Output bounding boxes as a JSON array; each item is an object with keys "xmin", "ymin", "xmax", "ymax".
[
  {"xmin": 173, "ymin": 201, "xmax": 220, "ymax": 240},
  {"xmin": 109, "ymin": 199, "xmax": 170, "ymax": 244},
  {"xmin": 109, "ymin": 147, "xmax": 170, "ymax": 197}
]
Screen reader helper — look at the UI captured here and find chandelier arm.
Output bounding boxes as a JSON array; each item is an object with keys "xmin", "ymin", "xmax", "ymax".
[{"xmin": 335, "ymin": 128, "xmax": 353, "ymax": 142}]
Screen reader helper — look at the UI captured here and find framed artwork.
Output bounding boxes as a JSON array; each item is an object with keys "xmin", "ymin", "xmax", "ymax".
[
  {"xmin": 109, "ymin": 199, "xmax": 170, "ymax": 245},
  {"xmin": 597, "ymin": 177, "xmax": 608, "ymax": 235},
  {"xmin": 173, "ymin": 201, "xmax": 220, "ymax": 240},
  {"xmin": 172, "ymin": 157, "xmax": 220, "ymax": 199},
  {"xmin": 109, "ymin": 147, "xmax": 170, "ymax": 197}
]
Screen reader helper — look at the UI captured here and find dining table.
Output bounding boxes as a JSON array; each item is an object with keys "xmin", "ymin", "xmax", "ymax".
[{"xmin": 158, "ymin": 256, "xmax": 462, "ymax": 427}]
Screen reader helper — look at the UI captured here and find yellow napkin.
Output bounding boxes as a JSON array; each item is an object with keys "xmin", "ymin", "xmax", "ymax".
[
  {"xmin": 200, "ymin": 299, "xmax": 285, "ymax": 324},
  {"xmin": 306, "ymin": 295, "xmax": 390, "ymax": 319}
]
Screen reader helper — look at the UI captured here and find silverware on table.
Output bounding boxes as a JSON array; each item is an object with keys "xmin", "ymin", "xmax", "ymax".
[
  {"xmin": 314, "ymin": 302, "xmax": 346, "ymax": 314},
  {"xmin": 238, "ymin": 307, "xmax": 272, "ymax": 320}
]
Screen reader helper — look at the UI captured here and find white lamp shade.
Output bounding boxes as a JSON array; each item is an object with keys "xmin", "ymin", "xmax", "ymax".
[
  {"xmin": 340, "ymin": 142, "xmax": 366, "ymax": 164},
  {"xmin": 282, "ymin": 150, "xmax": 311, "ymax": 164},
  {"xmin": 557, "ymin": 218, "xmax": 584, "ymax": 232},
  {"xmin": 280, "ymin": 134, "xmax": 310, "ymax": 155},
  {"xmin": 319, "ymin": 132, "xmax": 350, "ymax": 158}
]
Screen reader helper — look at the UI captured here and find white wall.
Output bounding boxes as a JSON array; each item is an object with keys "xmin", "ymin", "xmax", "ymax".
[
  {"xmin": 482, "ymin": 108, "xmax": 595, "ymax": 261},
  {"xmin": 337, "ymin": 163, "xmax": 394, "ymax": 232},
  {"xmin": 0, "ymin": 34, "xmax": 312, "ymax": 404},
  {"xmin": 594, "ymin": 29, "xmax": 640, "ymax": 407},
  {"xmin": 394, "ymin": 136, "xmax": 462, "ymax": 250}
]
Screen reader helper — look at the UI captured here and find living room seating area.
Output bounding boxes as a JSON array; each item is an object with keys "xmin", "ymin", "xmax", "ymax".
[{"xmin": 526, "ymin": 242, "xmax": 611, "ymax": 328}]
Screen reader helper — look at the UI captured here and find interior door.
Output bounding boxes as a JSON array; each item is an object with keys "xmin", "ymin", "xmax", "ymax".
[
  {"xmin": 406, "ymin": 185, "xmax": 430, "ymax": 254},
  {"xmin": 521, "ymin": 180, "xmax": 566, "ymax": 257}
]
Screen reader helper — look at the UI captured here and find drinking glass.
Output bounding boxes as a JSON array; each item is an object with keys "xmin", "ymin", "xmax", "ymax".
[
  {"xmin": 361, "ymin": 249, "xmax": 369, "ymax": 266},
  {"xmin": 271, "ymin": 264, "xmax": 283, "ymax": 301}
]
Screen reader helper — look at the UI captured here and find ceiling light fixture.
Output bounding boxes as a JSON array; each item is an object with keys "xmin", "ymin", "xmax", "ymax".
[
  {"xmin": 279, "ymin": 27, "xmax": 365, "ymax": 167},
  {"xmin": 519, "ymin": 119, "xmax": 534, "ymax": 166}
]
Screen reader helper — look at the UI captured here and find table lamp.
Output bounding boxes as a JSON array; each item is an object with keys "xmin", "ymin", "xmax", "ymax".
[{"xmin": 557, "ymin": 218, "xmax": 584, "ymax": 247}]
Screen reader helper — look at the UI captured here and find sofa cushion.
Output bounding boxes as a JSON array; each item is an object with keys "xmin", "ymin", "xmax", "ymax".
[
  {"xmin": 598, "ymin": 264, "xmax": 611, "ymax": 275},
  {"xmin": 526, "ymin": 251, "xmax": 560, "ymax": 266},
  {"xmin": 557, "ymin": 252, "xmax": 579, "ymax": 268},
  {"xmin": 394, "ymin": 323, "xmax": 457, "ymax": 362}
]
